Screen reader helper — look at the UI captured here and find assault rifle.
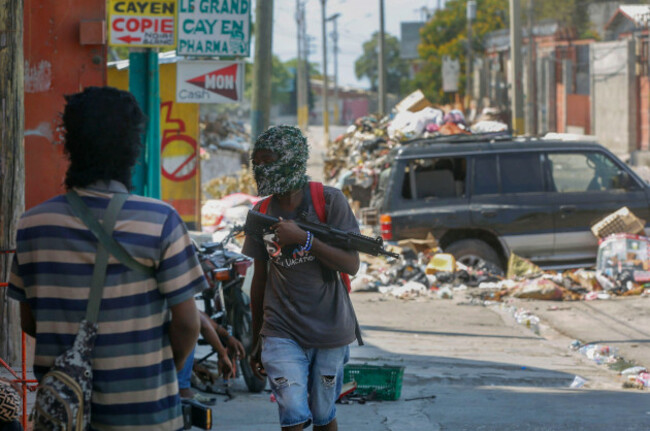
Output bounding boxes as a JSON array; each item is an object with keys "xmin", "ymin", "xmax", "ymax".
[{"xmin": 244, "ymin": 210, "xmax": 400, "ymax": 259}]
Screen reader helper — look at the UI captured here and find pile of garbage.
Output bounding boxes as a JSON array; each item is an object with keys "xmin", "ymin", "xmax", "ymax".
[
  {"xmin": 621, "ymin": 366, "xmax": 650, "ymax": 389},
  {"xmin": 351, "ymin": 206, "xmax": 650, "ymax": 302},
  {"xmin": 567, "ymin": 340, "xmax": 650, "ymax": 390},
  {"xmin": 200, "ymin": 113, "xmax": 250, "ymax": 153},
  {"xmin": 201, "ymin": 190, "xmax": 261, "ymax": 233},
  {"xmin": 203, "ymin": 166, "xmax": 257, "ymax": 201},
  {"xmin": 324, "ymin": 90, "xmax": 508, "ymax": 206}
]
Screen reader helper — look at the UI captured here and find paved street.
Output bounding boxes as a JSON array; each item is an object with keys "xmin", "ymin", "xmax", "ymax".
[
  {"xmin": 5, "ymin": 293, "xmax": 649, "ymax": 430},
  {"xmin": 209, "ymin": 293, "xmax": 650, "ymax": 430}
]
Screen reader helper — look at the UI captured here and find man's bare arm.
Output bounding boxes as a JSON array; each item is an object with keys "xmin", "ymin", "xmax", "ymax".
[
  {"xmin": 20, "ymin": 302, "xmax": 36, "ymax": 338},
  {"xmin": 249, "ymin": 259, "xmax": 267, "ymax": 379},
  {"xmin": 169, "ymin": 298, "xmax": 200, "ymax": 371},
  {"xmin": 310, "ymin": 238, "xmax": 360, "ymax": 275}
]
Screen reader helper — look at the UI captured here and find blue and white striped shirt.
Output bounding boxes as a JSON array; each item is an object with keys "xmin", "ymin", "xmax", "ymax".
[{"xmin": 9, "ymin": 180, "xmax": 207, "ymax": 430}]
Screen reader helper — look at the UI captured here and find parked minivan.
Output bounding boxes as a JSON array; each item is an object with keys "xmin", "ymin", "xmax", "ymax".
[{"xmin": 374, "ymin": 135, "xmax": 650, "ymax": 270}]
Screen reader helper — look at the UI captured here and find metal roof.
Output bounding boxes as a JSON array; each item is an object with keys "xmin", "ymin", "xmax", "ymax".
[{"xmin": 617, "ymin": 5, "xmax": 650, "ymax": 26}]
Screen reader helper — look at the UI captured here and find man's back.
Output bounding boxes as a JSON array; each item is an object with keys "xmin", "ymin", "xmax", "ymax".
[{"xmin": 9, "ymin": 181, "xmax": 206, "ymax": 430}]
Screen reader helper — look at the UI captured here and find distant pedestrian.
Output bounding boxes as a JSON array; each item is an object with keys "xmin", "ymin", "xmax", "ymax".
[
  {"xmin": 8, "ymin": 86, "xmax": 206, "ymax": 430},
  {"xmin": 243, "ymin": 125, "xmax": 362, "ymax": 431}
]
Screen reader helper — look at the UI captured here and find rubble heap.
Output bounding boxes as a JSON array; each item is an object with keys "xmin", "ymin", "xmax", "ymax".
[
  {"xmin": 323, "ymin": 90, "xmax": 508, "ymax": 208},
  {"xmin": 201, "ymin": 113, "xmax": 250, "ymax": 153},
  {"xmin": 350, "ymin": 207, "xmax": 650, "ymax": 303},
  {"xmin": 203, "ymin": 165, "xmax": 257, "ymax": 201}
]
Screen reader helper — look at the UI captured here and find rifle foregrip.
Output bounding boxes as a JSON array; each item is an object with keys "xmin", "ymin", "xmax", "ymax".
[{"xmin": 245, "ymin": 210, "xmax": 399, "ymax": 258}]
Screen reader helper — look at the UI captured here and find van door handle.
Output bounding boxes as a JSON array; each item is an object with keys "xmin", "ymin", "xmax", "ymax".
[
  {"xmin": 481, "ymin": 210, "xmax": 497, "ymax": 218},
  {"xmin": 560, "ymin": 205, "xmax": 577, "ymax": 214}
]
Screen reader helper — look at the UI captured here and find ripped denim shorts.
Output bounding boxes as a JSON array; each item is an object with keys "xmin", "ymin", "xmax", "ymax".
[{"xmin": 261, "ymin": 336, "xmax": 350, "ymax": 428}]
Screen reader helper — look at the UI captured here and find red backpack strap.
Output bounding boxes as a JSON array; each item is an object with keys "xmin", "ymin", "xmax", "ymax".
[
  {"xmin": 309, "ymin": 182, "xmax": 352, "ymax": 293},
  {"xmin": 259, "ymin": 197, "xmax": 271, "ymax": 214},
  {"xmin": 340, "ymin": 273, "xmax": 352, "ymax": 293},
  {"xmin": 309, "ymin": 182, "xmax": 327, "ymax": 223}
]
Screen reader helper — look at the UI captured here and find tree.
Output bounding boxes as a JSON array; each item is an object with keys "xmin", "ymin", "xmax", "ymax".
[
  {"xmin": 283, "ymin": 58, "xmax": 320, "ymax": 77},
  {"xmin": 244, "ymin": 55, "xmax": 292, "ymax": 105},
  {"xmin": 355, "ymin": 32, "xmax": 409, "ymax": 95},
  {"xmin": 533, "ymin": 0, "xmax": 621, "ymax": 39},
  {"xmin": 0, "ymin": 0, "xmax": 25, "ymax": 365},
  {"xmin": 415, "ymin": 0, "xmax": 625, "ymax": 103},
  {"xmin": 416, "ymin": 0, "xmax": 508, "ymax": 103},
  {"xmin": 284, "ymin": 58, "xmax": 319, "ymax": 113}
]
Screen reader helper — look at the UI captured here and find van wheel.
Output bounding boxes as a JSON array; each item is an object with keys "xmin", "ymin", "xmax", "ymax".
[{"xmin": 445, "ymin": 239, "xmax": 503, "ymax": 272}]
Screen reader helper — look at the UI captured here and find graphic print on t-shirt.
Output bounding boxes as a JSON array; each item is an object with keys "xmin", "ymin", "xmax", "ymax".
[{"xmin": 263, "ymin": 229, "xmax": 316, "ymax": 268}]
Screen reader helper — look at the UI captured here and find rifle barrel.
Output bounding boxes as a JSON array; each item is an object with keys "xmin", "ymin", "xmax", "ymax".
[{"xmin": 245, "ymin": 210, "xmax": 398, "ymax": 259}]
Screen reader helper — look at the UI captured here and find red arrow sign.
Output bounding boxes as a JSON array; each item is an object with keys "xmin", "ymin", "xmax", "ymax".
[
  {"xmin": 118, "ymin": 35, "xmax": 142, "ymax": 44},
  {"xmin": 186, "ymin": 64, "xmax": 239, "ymax": 101}
]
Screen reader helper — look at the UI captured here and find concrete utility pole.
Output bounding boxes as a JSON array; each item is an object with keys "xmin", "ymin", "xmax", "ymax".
[
  {"xmin": 251, "ymin": 0, "xmax": 274, "ymax": 143},
  {"xmin": 466, "ymin": 0, "xmax": 476, "ymax": 108},
  {"xmin": 327, "ymin": 13, "xmax": 341, "ymax": 126},
  {"xmin": 526, "ymin": 0, "xmax": 536, "ymax": 135},
  {"xmin": 305, "ymin": 34, "xmax": 315, "ymax": 125},
  {"xmin": 509, "ymin": 0, "xmax": 525, "ymax": 134},
  {"xmin": 296, "ymin": 0, "xmax": 307, "ymax": 130},
  {"xmin": 378, "ymin": 0, "xmax": 387, "ymax": 115},
  {"xmin": 0, "ymin": 0, "xmax": 25, "ymax": 364},
  {"xmin": 320, "ymin": 0, "xmax": 330, "ymax": 145}
]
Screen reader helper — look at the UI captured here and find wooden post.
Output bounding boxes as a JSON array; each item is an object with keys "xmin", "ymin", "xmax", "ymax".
[{"xmin": 0, "ymin": 0, "xmax": 25, "ymax": 365}]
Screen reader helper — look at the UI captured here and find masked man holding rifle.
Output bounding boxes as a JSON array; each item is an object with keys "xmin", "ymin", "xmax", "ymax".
[{"xmin": 242, "ymin": 125, "xmax": 362, "ymax": 431}]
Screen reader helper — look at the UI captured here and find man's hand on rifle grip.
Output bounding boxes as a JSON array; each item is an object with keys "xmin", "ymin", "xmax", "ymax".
[{"xmin": 272, "ymin": 217, "xmax": 308, "ymax": 248}]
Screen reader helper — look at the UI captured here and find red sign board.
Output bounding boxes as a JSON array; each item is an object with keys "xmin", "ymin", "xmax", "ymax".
[{"xmin": 176, "ymin": 61, "xmax": 244, "ymax": 104}]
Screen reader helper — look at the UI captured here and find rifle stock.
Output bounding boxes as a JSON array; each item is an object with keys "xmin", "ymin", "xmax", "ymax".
[{"xmin": 244, "ymin": 210, "xmax": 399, "ymax": 259}]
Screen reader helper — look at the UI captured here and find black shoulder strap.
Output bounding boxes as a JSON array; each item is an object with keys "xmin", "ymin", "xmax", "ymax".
[
  {"xmin": 66, "ymin": 190, "xmax": 155, "ymax": 278},
  {"xmin": 84, "ymin": 193, "xmax": 124, "ymax": 323}
]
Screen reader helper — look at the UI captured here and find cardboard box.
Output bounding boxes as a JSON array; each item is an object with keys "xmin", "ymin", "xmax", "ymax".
[
  {"xmin": 360, "ymin": 207, "xmax": 379, "ymax": 226},
  {"xmin": 591, "ymin": 207, "xmax": 646, "ymax": 239},
  {"xmin": 394, "ymin": 90, "xmax": 433, "ymax": 113}
]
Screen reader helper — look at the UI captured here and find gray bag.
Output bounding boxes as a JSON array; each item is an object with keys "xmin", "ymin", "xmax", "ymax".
[{"xmin": 32, "ymin": 191, "xmax": 152, "ymax": 430}]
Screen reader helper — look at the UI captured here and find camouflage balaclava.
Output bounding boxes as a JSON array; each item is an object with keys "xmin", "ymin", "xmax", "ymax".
[{"xmin": 252, "ymin": 125, "xmax": 309, "ymax": 196}]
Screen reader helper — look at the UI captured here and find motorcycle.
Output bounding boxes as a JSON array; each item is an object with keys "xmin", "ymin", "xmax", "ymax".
[{"xmin": 194, "ymin": 227, "xmax": 267, "ymax": 393}]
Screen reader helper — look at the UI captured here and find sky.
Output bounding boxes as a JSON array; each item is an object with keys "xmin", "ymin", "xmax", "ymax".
[{"xmin": 270, "ymin": 0, "xmax": 446, "ymax": 89}]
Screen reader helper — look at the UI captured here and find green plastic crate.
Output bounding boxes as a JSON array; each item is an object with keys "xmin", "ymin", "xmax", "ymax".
[{"xmin": 343, "ymin": 364, "xmax": 405, "ymax": 401}]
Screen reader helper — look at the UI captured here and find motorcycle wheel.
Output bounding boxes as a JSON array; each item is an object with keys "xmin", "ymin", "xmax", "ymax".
[{"xmin": 232, "ymin": 300, "xmax": 267, "ymax": 393}]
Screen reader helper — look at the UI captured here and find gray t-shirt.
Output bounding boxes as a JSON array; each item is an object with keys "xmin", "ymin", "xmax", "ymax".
[{"xmin": 242, "ymin": 185, "xmax": 360, "ymax": 349}]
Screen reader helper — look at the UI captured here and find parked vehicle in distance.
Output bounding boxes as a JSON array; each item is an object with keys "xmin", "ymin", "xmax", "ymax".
[{"xmin": 373, "ymin": 134, "xmax": 650, "ymax": 271}]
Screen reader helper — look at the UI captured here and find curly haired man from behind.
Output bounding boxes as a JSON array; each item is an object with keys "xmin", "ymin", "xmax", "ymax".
[{"xmin": 8, "ymin": 86, "xmax": 206, "ymax": 430}]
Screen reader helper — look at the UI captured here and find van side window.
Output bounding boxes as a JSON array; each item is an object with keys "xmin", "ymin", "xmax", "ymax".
[
  {"xmin": 473, "ymin": 156, "xmax": 499, "ymax": 195},
  {"xmin": 499, "ymin": 153, "xmax": 545, "ymax": 194},
  {"xmin": 547, "ymin": 152, "xmax": 637, "ymax": 192},
  {"xmin": 401, "ymin": 157, "xmax": 467, "ymax": 200}
]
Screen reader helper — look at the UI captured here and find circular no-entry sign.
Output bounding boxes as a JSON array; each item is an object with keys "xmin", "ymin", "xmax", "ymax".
[{"xmin": 161, "ymin": 134, "xmax": 198, "ymax": 182}]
